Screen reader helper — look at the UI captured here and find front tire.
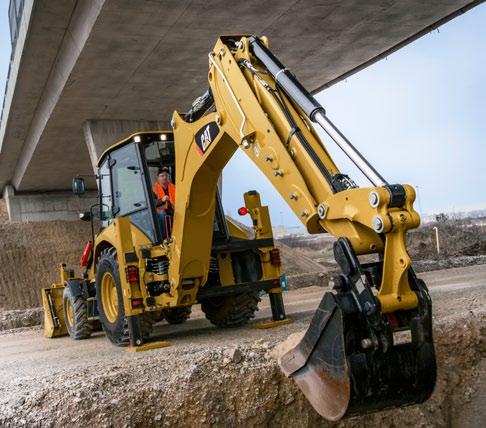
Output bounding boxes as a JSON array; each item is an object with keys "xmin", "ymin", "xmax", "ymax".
[
  {"xmin": 95, "ymin": 248, "xmax": 154, "ymax": 346},
  {"xmin": 63, "ymin": 286, "xmax": 93, "ymax": 340}
]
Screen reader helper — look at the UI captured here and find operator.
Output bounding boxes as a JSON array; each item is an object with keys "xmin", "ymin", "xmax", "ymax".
[{"xmin": 152, "ymin": 167, "xmax": 176, "ymax": 239}]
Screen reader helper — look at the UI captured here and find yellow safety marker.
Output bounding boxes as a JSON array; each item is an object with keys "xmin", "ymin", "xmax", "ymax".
[
  {"xmin": 127, "ymin": 341, "xmax": 171, "ymax": 353},
  {"xmin": 254, "ymin": 318, "xmax": 293, "ymax": 329}
]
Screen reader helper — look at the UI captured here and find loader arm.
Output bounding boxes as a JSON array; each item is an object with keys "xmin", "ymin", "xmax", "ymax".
[{"xmin": 169, "ymin": 35, "xmax": 436, "ymax": 420}]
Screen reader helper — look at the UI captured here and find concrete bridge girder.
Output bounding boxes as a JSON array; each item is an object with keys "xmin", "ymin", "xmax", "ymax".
[
  {"xmin": 2, "ymin": 185, "xmax": 97, "ymax": 222},
  {"xmin": 0, "ymin": 0, "xmax": 481, "ymax": 221}
]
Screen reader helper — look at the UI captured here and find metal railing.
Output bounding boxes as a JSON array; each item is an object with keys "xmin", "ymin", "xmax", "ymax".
[
  {"xmin": 1, "ymin": 0, "xmax": 24, "ymax": 131},
  {"xmin": 8, "ymin": 0, "xmax": 25, "ymax": 49}
]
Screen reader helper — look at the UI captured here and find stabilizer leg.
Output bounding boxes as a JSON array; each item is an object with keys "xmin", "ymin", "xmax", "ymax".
[
  {"xmin": 254, "ymin": 291, "xmax": 293, "ymax": 329},
  {"xmin": 126, "ymin": 314, "xmax": 171, "ymax": 353}
]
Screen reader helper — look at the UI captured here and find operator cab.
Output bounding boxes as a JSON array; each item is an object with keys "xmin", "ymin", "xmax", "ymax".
[{"xmin": 95, "ymin": 131, "xmax": 228, "ymax": 244}]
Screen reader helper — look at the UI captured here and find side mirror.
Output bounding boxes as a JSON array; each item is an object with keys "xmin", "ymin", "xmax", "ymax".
[
  {"xmin": 72, "ymin": 177, "xmax": 86, "ymax": 195},
  {"xmin": 79, "ymin": 211, "xmax": 92, "ymax": 222}
]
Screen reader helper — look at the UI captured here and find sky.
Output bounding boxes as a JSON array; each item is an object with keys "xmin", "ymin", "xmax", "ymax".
[
  {"xmin": 222, "ymin": 5, "xmax": 486, "ymax": 227},
  {"xmin": 0, "ymin": 3, "xmax": 485, "ymax": 229}
]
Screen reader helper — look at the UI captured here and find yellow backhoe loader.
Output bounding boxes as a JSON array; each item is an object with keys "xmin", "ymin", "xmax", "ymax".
[{"xmin": 42, "ymin": 35, "xmax": 436, "ymax": 421}]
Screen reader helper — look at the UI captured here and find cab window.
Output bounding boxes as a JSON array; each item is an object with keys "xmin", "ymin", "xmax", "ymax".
[{"xmin": 110, "ymin": 143, "xmax": 156, "ymax": 241}]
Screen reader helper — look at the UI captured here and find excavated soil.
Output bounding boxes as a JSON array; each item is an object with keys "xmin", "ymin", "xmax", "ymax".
[
  {"xmin": 0, "ymin": 266, "xmax": 484, "ymax": 427},
  {"xmin": 1, "ymin": 202, "xmax": 485, "ymax": 427}
]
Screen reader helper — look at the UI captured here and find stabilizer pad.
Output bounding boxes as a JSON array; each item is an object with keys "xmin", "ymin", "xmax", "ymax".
[
  {"xmin": 253, "ymin": 318, "xmax": 293, "ymax": 329},
  {"xmin": 127, "ymin": 341, "xmax": 171, "ymax": 353}
]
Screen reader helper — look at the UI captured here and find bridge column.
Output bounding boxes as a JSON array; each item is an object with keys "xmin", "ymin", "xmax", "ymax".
[
  {"xmin": 83, "ymin": 119, "xmax": 168, "ymax": 171},
  {"xmin": 2, "ymin": 185, "xmax": 97, "ymax": 222}
]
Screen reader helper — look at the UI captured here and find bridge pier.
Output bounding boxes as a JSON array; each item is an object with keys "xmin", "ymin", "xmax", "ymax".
[
  {"xmin": 2, "ymin": 185, "xmax": 97, "ymax": 222},
  {"xmin": 83, "ymin": 119, "xmax": 168, "ymax": 171}
]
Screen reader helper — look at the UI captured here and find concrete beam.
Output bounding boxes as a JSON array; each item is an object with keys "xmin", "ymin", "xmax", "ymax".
[
  {"xmin": 0, "ymin": 0, "xmax": 481, "ymax": 194},
  {"xmin": 83, "ymin": 119, "xmax": 167, "ymax": 170},
  {"xmin": 8, "ymin": 0, "xmax": 105, "ymax": 192},
  {"xmin": 0, "ymin": 1, "xmax": 79, "ymax": 191},
  {"xmin": 2, "ymin": 185, "xmax": 97, "ymax": 222}
]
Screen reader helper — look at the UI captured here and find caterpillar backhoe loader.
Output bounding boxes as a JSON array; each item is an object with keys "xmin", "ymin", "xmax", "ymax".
[{"xmin": 42, "ymin": 35, "xmax": 436, "ymax": 421}]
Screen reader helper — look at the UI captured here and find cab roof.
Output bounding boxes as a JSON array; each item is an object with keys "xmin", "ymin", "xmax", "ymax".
[{"xmin": 97, "ymin": 130, "xmax": 174, "ymax": 167}]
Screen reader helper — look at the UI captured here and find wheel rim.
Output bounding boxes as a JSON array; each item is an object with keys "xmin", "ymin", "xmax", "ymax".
[
  {"xmin": 65, "ymin": 297, "xmax": 74, "ymax": 327},
  {"xmin": 101, "ymin": 272, "xmax": 119, "ymax": 323}
]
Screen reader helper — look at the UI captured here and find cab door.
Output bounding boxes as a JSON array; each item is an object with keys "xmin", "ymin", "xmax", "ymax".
[{"xmin": 110, "ymin": 143, "xmax": 157, "ymax": 242}]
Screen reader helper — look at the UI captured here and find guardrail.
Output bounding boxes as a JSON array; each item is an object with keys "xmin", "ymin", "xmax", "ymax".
[{"xmin": 1, "ymin": 0, "xmax": 24, "ymax": 131}]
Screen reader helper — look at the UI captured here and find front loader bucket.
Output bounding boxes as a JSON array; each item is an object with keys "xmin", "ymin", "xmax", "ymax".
[
  {"xmin": 41, "ymin": 285, "xmax": 67, "ymax": 338},
  {"xmin": 280, "ymin": 287, "xmax": 436, "ymax": 421}
]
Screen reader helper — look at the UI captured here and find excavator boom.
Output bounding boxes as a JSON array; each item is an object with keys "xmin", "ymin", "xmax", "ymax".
[{"xmin": 169, "ymin": 35, "xmax": 436, "ymax": 420}]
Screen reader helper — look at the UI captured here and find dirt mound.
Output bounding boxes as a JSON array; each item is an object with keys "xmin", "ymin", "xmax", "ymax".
[
  {"xmin": 413, "ymin": 255, "xmax": 486, "ymax": 272},
  {"xmin": 0, "ymin": 201, "xmax": 91, "ymax": 310},
  {"xmin": 0, "ymin": 200, "xmax": 9, "ymax": 223},
  {"xmin": 0, "ymin": 305, "xmax": 484, "ymax": 427},
  {"xmin": 408, "ymin": 219, "xmax": 486, "ymax": 259},
  {"xmin": 277, "ymin": 241, "xmax": 326, "ymax": 276}
]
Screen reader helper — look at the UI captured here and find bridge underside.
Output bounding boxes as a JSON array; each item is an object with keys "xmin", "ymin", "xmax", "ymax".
[{"xmin": 0, "ymin": 0, "xmax": 480, "ymax": 220}]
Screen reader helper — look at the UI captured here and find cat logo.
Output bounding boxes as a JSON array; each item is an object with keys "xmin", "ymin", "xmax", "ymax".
[
  {"xmin": 200, "ymin": 126, "xmax": 212, "ymax": 151},
  {"xmin": 195, "ymin": 121, "xmax": 220, "ymax": 155}
]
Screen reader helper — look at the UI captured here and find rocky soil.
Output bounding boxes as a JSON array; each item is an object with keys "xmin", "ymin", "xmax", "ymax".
[
  {"xmin": 1, "ymin": 201, "xmax": 485, "ymax": 427},
  {"xmin": 0, "ymin": 308, "xmax": 43, "ymax": 331},
  {"xmin": 0, "ymin": 272, "xmax": 484, "ymax": 428}
]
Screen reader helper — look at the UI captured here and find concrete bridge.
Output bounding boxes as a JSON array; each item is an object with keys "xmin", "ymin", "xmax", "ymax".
[{"xmin": 0, "ymin": 0, "xmax": 481, "ymax": 221}]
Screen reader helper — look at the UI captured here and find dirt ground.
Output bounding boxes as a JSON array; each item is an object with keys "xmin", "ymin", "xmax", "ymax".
[{"xmin": 0, "ymin": 265, "xmax": 484, "ymax": 427}]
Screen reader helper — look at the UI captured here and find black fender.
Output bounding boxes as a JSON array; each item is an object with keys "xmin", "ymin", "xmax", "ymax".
[
  {"xmin": 65, "ymin": 279, "xmax": 98, "ymax": 318},
  {"xmin": 65, "ymin": 279, "xmax": 86, "ymax": 298}
]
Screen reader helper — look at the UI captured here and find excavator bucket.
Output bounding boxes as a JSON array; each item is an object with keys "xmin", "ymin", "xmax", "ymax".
[
  {"xmin": 280, "ymin": 242, "xmax": 436, "ymax": 421},
  {"xmin": 280, "ymin": 292, "xmax": 350, "ymax": 420}
]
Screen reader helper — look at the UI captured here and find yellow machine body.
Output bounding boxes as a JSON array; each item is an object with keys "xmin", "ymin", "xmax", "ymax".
[{"xmin": 41, "ymin": 35, "xmax": 436, "ymax": 421}]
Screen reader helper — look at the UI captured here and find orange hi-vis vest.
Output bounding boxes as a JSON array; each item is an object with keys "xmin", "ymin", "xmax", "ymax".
[{"xmin": 152, "ymin": 182, "xmax": 176, "ymax": 212}]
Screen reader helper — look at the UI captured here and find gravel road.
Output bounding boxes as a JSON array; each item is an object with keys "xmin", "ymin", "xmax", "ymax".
[{"xmin": 0, "ymin": 264, "xmax": 485, "ymax": 427}]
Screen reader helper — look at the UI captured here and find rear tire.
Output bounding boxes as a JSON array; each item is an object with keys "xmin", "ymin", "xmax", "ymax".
[
  {"xmin": 201, "ymin": 292, "xmax": 260, "ymax": 327},
  {"xmin": 63, "ymin": 286, "xmax": 93, "ymax": 340},
  {"xmin": 162, "ymin": 306, "xmax": 192, "ymax": 324},
  {"xmin": 95, "ymin": 248, "xmax": 154, "ymax": 346}
]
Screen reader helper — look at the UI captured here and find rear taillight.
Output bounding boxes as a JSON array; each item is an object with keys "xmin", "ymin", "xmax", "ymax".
[
  {"xmin": 126, "ymin": 266, "xmax": 139, "ymax": 283},
  {"xmin": 238, "ymin": 207, "xmax": 249, "ymax": 216},
  {"xmin": 80, "ymin": 240, "xmax": 93, "ymax": 267},
  {"xmin": 131, "ymin": 298, "xmax": 144, "ymax": 308},
  {"xmin": 270, "ymin": 248, "xmax": 281, "ymax": 266}
]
